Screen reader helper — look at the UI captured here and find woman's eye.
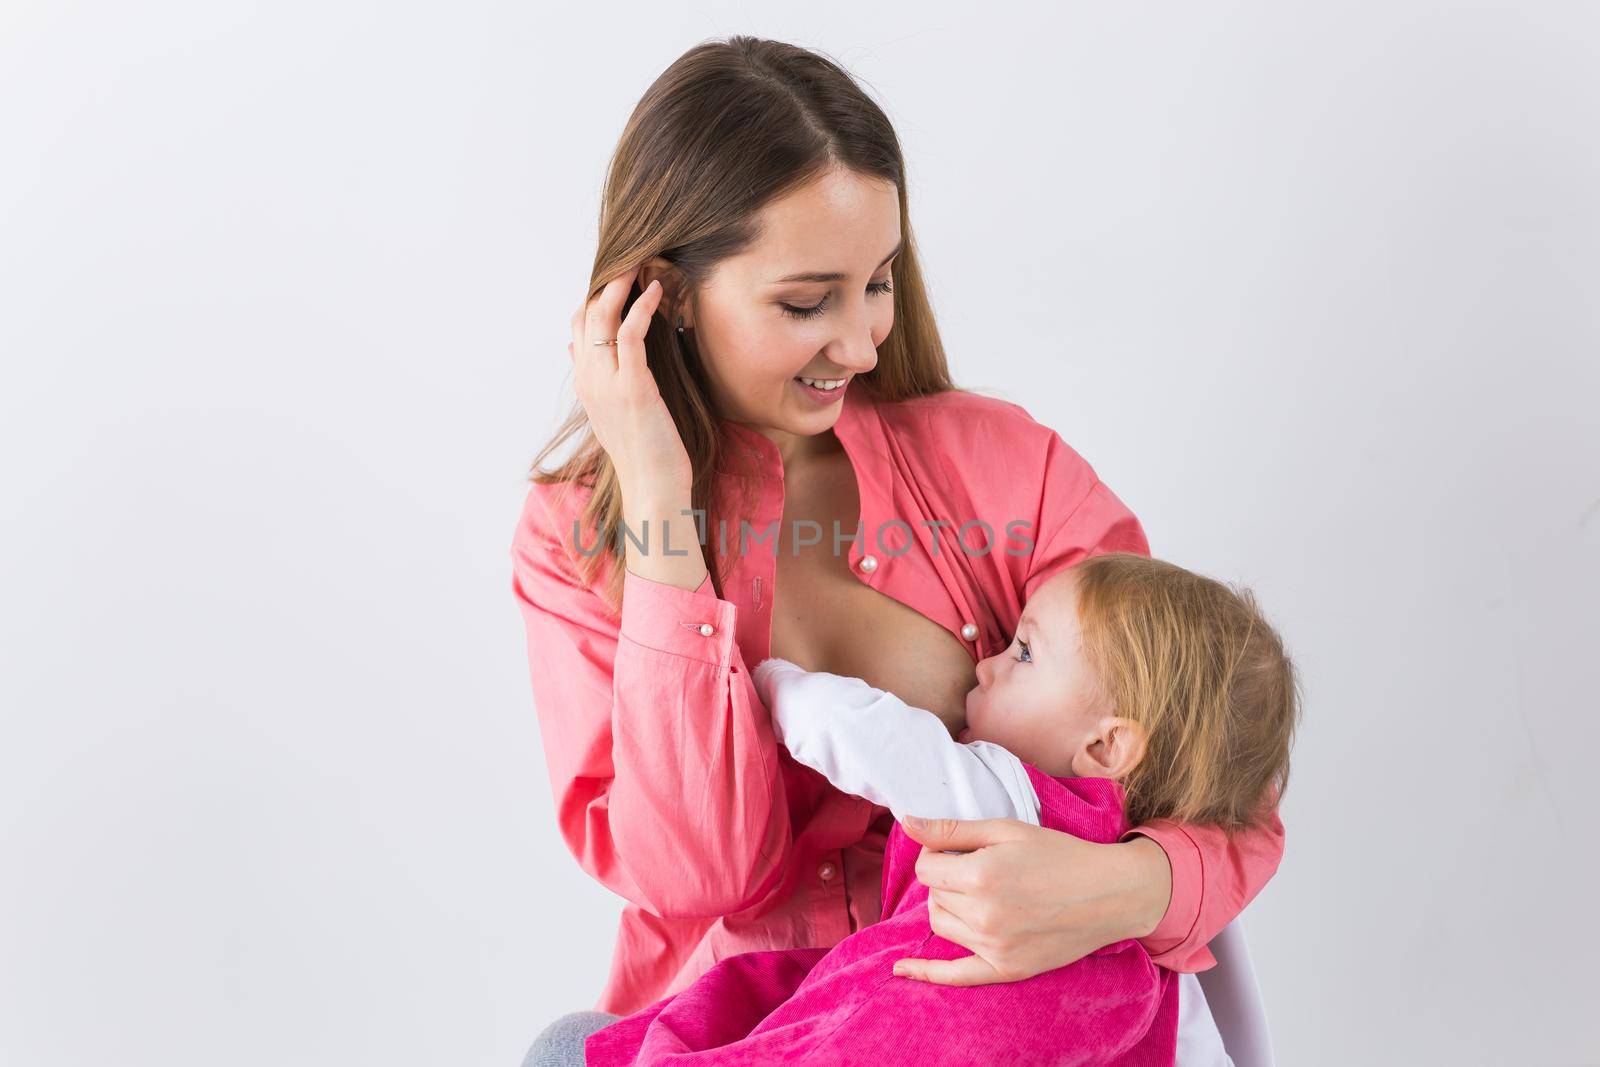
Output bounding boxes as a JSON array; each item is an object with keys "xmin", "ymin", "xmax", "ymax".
[
  {"xmin": 1015, "ymin": 639, "xmax": 1031, "ymax": 664},
  {"xmin": 779, "ymin": 278, "xmax": 893, "ymax": 321},
  {"xmin": 780, "ymin": 296, "xmax": 829, "ymax": 320}
]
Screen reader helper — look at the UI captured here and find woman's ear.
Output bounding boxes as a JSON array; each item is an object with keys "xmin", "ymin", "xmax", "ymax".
[
  {"xmin": 1070, "ymin": 717, "xmax": 1148, "ymax": 780},
  {"xmin": 637, "ymin": 257, "xmax": 691, "ymax": 329}
]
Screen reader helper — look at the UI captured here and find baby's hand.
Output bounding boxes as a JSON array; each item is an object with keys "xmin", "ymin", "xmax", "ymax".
[{"xmin": 751, "ymin": 656, "xmax": 807, "ymax": 706}]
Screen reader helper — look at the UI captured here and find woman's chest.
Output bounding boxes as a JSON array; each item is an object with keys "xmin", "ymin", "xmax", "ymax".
[{"xmin": 765, "ymin": 453, "xmax": 978, "ymax": 733}]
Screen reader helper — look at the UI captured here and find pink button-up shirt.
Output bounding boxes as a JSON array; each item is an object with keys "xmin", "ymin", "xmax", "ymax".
[{"xmin": 510, "ymin": 385, "xmax": 1284, "ymax": 1017}]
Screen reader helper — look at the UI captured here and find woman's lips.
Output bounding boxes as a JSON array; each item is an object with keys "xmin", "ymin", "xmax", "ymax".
[{"xmin": 793, "ymin": 376, "xmax": 849, "ymax": 404}]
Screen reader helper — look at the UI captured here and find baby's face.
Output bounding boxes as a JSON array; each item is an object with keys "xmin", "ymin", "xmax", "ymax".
[{"xmin": 961, "ymin": 567, "xmax": 1112, "ymax": 777}]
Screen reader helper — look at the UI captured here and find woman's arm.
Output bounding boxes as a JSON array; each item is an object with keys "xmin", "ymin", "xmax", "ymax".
[
  {"xmin": 891, "ymin": 816, "xmax": 1171, "ymax": 985},
  {"xmin": 892, "ymin": 425, "xmax": 1286, "ymax": 983},
  {"xmin": 510, "ymin": 484, "xmax": 791, "ymax": 919},
  {"xmin": 1126, "ymin": 804, "xmax": 1286, "ymax": 970},
  {"xmin": 892, "ymin": 810, "xmax": 1284, "ymax": 983}
]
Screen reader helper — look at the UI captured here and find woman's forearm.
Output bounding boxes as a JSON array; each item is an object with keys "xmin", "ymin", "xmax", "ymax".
[
  {"xmin": 892, "ymin": 818, "xmax": 1180, "ymax": 986},
  {"xmin": 620, "ymin": 483, "xmax": 708, "ymax": 591},
  {"xmin": 512, "ymin": 489, "xmax": 791, "ymax": 918},
  {"xmin": 1116, "ymin": 835, "xmax": 1174, "ymax": 941}
]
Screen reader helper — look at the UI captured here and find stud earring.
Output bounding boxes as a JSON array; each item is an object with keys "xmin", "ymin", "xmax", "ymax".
[{"xmin": 675, "ymin": 315, "xmax": 685, "ymax": 334}]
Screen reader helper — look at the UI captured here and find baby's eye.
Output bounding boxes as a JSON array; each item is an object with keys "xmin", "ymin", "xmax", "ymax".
[{"xmin": 1015, "ymin": 639, "xmax": 1031, "ymax": 664}]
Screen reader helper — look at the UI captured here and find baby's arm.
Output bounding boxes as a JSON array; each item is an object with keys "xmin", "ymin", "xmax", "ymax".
[{"xmin": 751, "ymin": 657, "xmax": 1040, "ymax": 825}]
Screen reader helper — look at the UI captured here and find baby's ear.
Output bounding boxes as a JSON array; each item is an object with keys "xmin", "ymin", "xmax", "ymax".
[{"xmin": 1070, "ymin": 717, "xmax": 1148, "ymax": 780}]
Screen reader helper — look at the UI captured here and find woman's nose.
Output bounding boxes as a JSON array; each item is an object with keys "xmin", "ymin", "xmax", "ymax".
[
  {"xmin": 829, "ymin": 317, "xmax": 880, "ymax": 374},
  {"xmin": 826, "ymin": 346, "xmax": 876, "ymax": 377}
]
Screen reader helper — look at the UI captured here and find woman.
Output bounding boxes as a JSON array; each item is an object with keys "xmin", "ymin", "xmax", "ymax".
[{"xmin": 512, "ymin": 36, "xmax": 1283, "ymax": 1065}]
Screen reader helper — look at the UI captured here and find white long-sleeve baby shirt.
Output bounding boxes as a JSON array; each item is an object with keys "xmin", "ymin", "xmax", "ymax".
[{"xmin": 750, "ymin": 655, "xmax": 1042, "ymax": 826}]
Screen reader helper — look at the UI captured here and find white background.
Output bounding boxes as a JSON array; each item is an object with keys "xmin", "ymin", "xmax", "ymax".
[{"xmin": 3, "ymin": 2, "xmax": 1597, "ymax": 1064}]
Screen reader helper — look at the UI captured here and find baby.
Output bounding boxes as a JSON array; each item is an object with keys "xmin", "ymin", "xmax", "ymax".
[{"xmin": 586, "ymin": 552, "xmax": 1300, "ymax": 1067}]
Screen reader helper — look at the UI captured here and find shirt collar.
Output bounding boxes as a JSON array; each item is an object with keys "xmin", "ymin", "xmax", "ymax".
[{"xmin": 714, "ymin": 383, "xmax": 885, "ymax": 494}]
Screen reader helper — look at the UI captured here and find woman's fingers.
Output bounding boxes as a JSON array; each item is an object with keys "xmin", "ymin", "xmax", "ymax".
[
  {"xmin": 891, "ymin": 952, "xmax": 1002, "ymax": 987},
  {"xmin": 901, "ymin": 890, "xmax": 1035, "ymax": 987},
  {"xmin": 900, "ymin": 815, "xmax": 1022, "ymax": 853},
  {"xmin": 926, "ymin": 890, "xmax": 983, "ymax": 947},
  {"xmin": 571, "ymin": 300, "xmax": 603, "ymax": 391},
  {"xmin": 615, "ymin": 279, "xmax": 663, "ymax": 389},
  {"xmin": 570, "ymin": 301, "xmax": 590, "ymax": 358},
  {"xmin": 912, "ymin": 848, "xmax": 980, "ymax": 894},
  {"xmin": 584, "ymin": 266, "xmax": 641, "ymax": 358},
  {"xmin": 903, "ymin": 815, "xmax": 1036, "ymax": 893},
  {"xmin": 563, "ymin": 264, "xmax": 694, "ymax": 494}
]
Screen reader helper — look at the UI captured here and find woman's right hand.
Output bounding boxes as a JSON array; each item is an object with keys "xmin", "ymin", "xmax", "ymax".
[
  {"xmin": 569, "ymin": 265, "xmax": 693, "ymax": 498},
  {"xmin": 888, "ymin": 816, "xmax": 1172, "ymax": 986}
]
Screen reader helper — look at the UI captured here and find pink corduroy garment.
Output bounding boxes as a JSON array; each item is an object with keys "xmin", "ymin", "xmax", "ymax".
[
  {"xmin": 510, "ymin": 384, "xmax": 1285, "ymax": 1016},
  {"xmin": 585, "ymin": 766, "xmax": 1178, "ymax": 1067}
]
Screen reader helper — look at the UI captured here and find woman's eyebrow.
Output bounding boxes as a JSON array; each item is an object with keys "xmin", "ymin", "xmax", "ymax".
[{"xmin": 770, "ymin": 237, "xmax": 904, "ymax": 284}]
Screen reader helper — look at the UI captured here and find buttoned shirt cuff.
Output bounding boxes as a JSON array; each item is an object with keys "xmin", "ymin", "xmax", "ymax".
[
  {"xmin": 1123, "ymin": 821, "xmax": 1210, "ymax": 968},
  {"xmin": 619, "ymin": 568, "xmax": 738, "ymax": 667}
]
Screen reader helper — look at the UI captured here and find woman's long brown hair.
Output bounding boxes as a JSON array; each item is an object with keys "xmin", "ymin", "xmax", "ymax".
[{"xmin": 527, "ymin": 36, "xmax": 958, "ymax": 612}]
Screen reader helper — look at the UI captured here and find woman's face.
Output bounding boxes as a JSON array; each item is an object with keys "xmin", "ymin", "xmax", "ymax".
[{"xmin": 660, "ymin": 166, "xmax": 902, "ymax": 455}]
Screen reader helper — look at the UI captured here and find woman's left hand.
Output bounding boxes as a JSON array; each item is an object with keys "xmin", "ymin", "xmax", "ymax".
[{"xmin": 891, "ymin": 816, "xmax": 1173, "ymax": 986}]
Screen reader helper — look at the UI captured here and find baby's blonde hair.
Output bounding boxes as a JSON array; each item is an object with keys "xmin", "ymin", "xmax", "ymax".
[{"xmin": 1072, "ymin": 553, "xmax": 1300, "ymax": 831}]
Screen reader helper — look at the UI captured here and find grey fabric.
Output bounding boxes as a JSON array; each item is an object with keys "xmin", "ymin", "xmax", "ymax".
[{"xmin": 521, "ymin": 1010, "xmax": 622, "ymax": 1067}]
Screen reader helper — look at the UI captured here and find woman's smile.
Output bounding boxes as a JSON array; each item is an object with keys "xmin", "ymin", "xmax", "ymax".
[{"xmin": 792, "ymin": 374, "xmax": 851, "ymax": 405}]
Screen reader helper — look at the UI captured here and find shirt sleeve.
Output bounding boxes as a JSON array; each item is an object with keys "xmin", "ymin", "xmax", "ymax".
[
  {"xmin": 1020, "ymin": 430, "xmax": 1152, "ymax": 603},
  {"xmin": 1017, "ymin": 429, "xmax": 1286, "ymax": 970},
  {"xmin": 1122, "ymin": 806, "xmax": 1286, "ymax": 972},
  {"xmin": 509, "ymin": 485, "xmax": 791, "ymax": 920},
  {"xmin": 751, "ymin": 657, "xmax": 1040, "ymax": 825}
]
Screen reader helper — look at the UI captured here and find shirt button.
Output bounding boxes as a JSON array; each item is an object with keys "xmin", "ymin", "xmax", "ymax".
[
  {"xmin": 818, "ymin": 860, "xmax": 838, "ymax": 882},
  {"xmin": 858, "ymin": 554, "xmax": 878, "ymax": 573},
  {"xmin": 698, "ymin": 623, "xmax": 716, "ymax": 637},
  {"xmin": 960, "ymin": 622, "xmax": 979, "ymax": 641}
]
